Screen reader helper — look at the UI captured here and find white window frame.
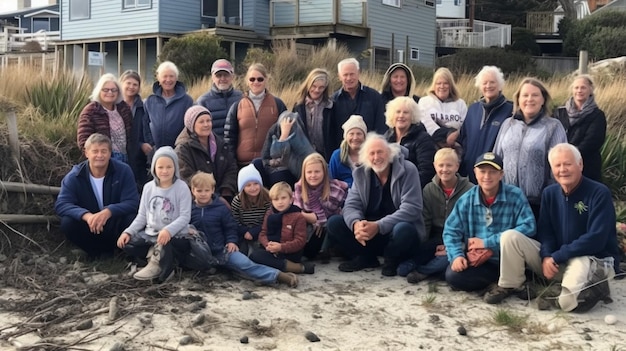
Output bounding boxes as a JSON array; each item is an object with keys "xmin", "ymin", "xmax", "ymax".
[
  {"xmin": 410, "ymin": 48, "xmax": 420, "ymax": 61},
  {"xmin": 69, "ymin": 0, "xmax": 90, "ymax": 20},
  {"xmin": 382, "ymin": 0, "xmax": 401, "ymax": 8},
  {"xmin": 124, "ymin": 0, "xmax": 151, "ymax": 10}
]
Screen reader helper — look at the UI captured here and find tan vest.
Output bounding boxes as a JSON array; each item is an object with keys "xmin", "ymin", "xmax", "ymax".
[{"xmin": 236, "ymin": 95, "xmax": 279, "ymax": 164}]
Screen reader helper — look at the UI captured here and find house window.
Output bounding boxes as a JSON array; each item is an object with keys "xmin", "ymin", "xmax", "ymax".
[
  {"xmin": 382, "ymin": 0, "xmax": 401, "ymax": 7},
  {"xmin": 425, "ymin": 0, "xmax": 435, "ymax": 7},
  {"xmin": 69, "ymin": 0, "xmax": 90, "ymax": 20},
  {"xmin": 202, "ymin": 0, "xmax": 241, "ymax": 25},
  {"xmin": 410, "ymin": 48, "xmax": 420, "ymax": 61},
  {"xmin": 202, "ymin": 0, "xmax": 218, "ymax": 17},
  {"xmin": 124, "ymin": 0, "xmax": 151, "ymax": 9},
  {"xmin": 32, "ymin": 18, "xmax": 50, "ymax": 32},
  {"xmin": 374, "ymin": 47, "xmax": 391, "ymax": 71}
]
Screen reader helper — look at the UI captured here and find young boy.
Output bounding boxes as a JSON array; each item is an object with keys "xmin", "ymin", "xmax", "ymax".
[
  {"xmin": 249, "ymin": 182, "xmax": 314, "ymax": 274},
  {"xmin": 117, "ymin": 146, "xmax": 192, "ymax": 282},
  {"xmin": 190, "ymin": 172, "xmax": 298, "ymax": 287}
]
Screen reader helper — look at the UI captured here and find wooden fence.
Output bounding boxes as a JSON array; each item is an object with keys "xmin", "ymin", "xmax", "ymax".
[{"xmin": 0, "ymin": 52, "xmax": 60, "ymax": 76}]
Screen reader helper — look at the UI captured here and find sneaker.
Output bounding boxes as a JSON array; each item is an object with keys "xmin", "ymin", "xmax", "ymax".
[
  {"xmin": 483, "ymin": 285, "xmax": 520, "ymax": 304},
  {"xmin": 407, "ymin": 271, "xmax": 429, "ymax": 284},
  {"xmin": 381, "ymin": 259, "xmax": 399, "ymax": 277},
  {"xmin": 302, "ymin": 261, "xmax": 315, "ymax": 274},
  {"xmin": 338, "ymin": 257, "xmax": 380, "ymax": 272}
]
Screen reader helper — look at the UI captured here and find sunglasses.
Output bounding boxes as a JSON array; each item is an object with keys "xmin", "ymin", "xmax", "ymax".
[
  {"xmin": 249, "ymin": 77, "xmax": 265, "ymax": 83},
  {"xmin": 101, "ymin": 88, "xmax": 119, "ymax": 93}
]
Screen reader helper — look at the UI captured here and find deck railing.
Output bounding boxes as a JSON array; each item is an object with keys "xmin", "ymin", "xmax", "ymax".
[{"xmin": 0, "ymin": 26, "xmax": 59, "ymax": 53}]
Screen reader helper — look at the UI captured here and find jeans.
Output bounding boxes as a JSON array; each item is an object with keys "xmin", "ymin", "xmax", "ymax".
[
  {"xmin": 326, "ymin": 215, "xmax": 419, "ymax": 262},
  {"xmin": 225, "ymin": 251, "xmax": 279, "ymax": 285},
  {"xmin": 249, "ymin": 249, "xmax": 303, "ymax": 271},
  {"xmin": 60, "ymin": 213, "xmax": 134, "ymax": 257},
  {"xmin": 445, "ymin": 261, "xmax": 500, "ymax": 291}
]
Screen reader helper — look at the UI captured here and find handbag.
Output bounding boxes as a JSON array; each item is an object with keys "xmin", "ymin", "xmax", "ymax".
[{"xmin": 466, "ymin": 247, "xmax": 493, "ymax": 267}]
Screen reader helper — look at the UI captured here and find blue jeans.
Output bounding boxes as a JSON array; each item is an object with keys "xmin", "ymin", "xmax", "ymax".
[
  {"xmin": 327, "ymin": 215, "xmax": 419, "ymax": 262},
  {"xmin": 224, "ymin": 251, "xmax": 279, "ymax": 285}
]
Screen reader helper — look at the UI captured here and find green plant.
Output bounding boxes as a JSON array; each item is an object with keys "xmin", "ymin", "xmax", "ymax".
[
  {"xmin": 158, "ymin": 33, "xmax": 229, "ymax": 84},
  {"xmin": 491, "ymin": 308, "xmax": 528, "ymax": 331},
  {"xmin": 601, "ymin": 130, "xmax": 626, "ymax": 201},
  {"xmin": 562, "ymin": 10, "xmax": 626, "ymax": 60},
  {"xmin": 26, "ymin": 73, "xmax": 91, "ymax": 121},
  {"xmin": 421, "ymin": 294, "xmax": 437, "ymax": 307}
]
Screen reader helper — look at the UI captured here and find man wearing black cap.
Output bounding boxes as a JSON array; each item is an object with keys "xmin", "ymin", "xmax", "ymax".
[
  {"xmin": 197, "ymin": 59, "xmax": 243, "ymax": 138},
  {"xmin": 442, "ymin": 152, "xmax": 536, "ymax": 293}
]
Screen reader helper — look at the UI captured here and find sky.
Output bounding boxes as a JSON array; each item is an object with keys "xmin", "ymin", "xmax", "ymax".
[{"xmin": 0, "ymin": 0, "xmax": 50, "ymax": 13}]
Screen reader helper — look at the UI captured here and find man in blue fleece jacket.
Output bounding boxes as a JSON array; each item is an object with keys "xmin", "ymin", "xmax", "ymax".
[{"xmin": 485, "ymin": 143, "xmax": 619, "ymax": 312}]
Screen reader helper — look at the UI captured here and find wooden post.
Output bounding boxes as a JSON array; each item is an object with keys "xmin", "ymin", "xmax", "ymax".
[
  {"xmin": 578, "ymin": 50, "xmax": 588, "ymax": 74},
  {"xmin": 6, "ymin": 110, "xmax": 20, "ymax": 164}
]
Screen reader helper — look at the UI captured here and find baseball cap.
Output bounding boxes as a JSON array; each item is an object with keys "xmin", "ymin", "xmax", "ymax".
[
  {"xmin": 474, "ymin": 152, "xmax": 503, "ymax": 170},
  {"xmin": 211, "ymin": 59, "xmax": 234, "ymax": 74}
]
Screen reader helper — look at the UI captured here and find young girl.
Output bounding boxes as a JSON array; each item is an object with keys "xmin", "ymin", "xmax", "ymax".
[
  {"xmin": 294, "ymin": 153, "xmax": 348, "ymax": 259},
  {"xmin": 190, "ymin": 172, "xmax": 298, "ymax": 287},
  {"xmin": 117, "ymin": 146, "xmax": 192, "ymax": 282},
  {"xmin": 249, "ymin": 182, "xmax": 314, "ymax": 274},
  {"xmin": 231, "ymin": 164, "xmax": 272, "ymax": 255}
]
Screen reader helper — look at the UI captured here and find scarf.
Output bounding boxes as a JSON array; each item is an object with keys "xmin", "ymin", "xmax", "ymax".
[
  {"xmin": 565, "ymin": 95, "xmax": 597, "ymax": 126},
  {"xmin": 305, "ymin": 97, "xmax": 327, "ymax": 153},
  {"xmin": 249, "ymin": 90, "xmax": 266, "ymax": 112},
  {"xmin": 266, "ymin": 204, "xmax": 301, "ymax": 242}
]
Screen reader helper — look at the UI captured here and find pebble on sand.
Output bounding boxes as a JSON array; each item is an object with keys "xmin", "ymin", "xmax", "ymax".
[
  {"xmin": 604, "ymin": 314, "xmax": 617, "ymax": 325},
  {"xmin": 305, "ymin": 331, "xmax": 321, "ymax": 342}
]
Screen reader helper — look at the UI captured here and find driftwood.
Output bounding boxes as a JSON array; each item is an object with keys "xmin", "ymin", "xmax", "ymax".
[{"xmin": 0, "ymin": 181, "xmax": 60, "ymax": 195}]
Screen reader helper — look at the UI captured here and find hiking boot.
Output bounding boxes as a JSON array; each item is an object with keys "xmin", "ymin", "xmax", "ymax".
[
  {"xmin": 573, "ymin": 280, "xmax": 611, "ymax": 313},
  {"xmin": 407, "ymin": 271, "xmax": 429, "ymax": 284},
  {"xmin": 483, "ymin": 285, "xmax": 521, "ymax": 304},
  {"xmin": 302, "ymin": 261, "xmax": 316, "ymax": 274},
  {"xmin": 381, "ymin": 259, "xmax": 399, "ymax": 277},
  {"xmin": 277, "ymin": 272, "xmax": 298, "ymax": 288},
  {"xmin": 338, "ymin": 257, "xmax": 380, "ymax": 272},
  {"xmin": 133, "ymin": 244, "xmax": 162, "ymax": 280},
  {"xmin": 536, "ymin": 296, "xmax": 559, "ymax": 311}
]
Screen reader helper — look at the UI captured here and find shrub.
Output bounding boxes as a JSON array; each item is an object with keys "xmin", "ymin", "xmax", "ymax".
[
  {"xmin": 601, "ymin": 129, "xmax": 626, "ymax": 200},
  {"xmin": 510, "ymin": 27, "xmax": 541, "ymax": 56},
  {"xmin": 158, "ymin": 33, "xmax": 229, "ymax": 84},
  {"xmin": 437, "ymin": 48, "xmax": 537, "ymax": 76},
  {"xmin": 26, "ymin": 73, "xmax": 91, "ymax": 121},
  {"xmin": 562, "ymin": 10, "xmax": 626, "ymax": 60}
]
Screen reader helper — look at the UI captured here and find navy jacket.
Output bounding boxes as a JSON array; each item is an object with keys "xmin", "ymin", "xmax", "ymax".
[
  {"xmin": 196, "ymin": 85, "xmax": 243, "ymax": 138},
  {"xmin": 383, "ymin": 123, "xmax": 436, "ymax": 189},
  {"xmin": 191, "ymin": 195, "xmax": 239, "ymax": 256},
  {"xmin": 143, "ymin": 81, "xmax": 194, "ymax": 149},
  {"xmin": 55, "ymin": 159, "xmax": 139, "ymax": 221},
  {"xmin": 330, "ymin": 83, "xmax": 386, "ymax": 151}
]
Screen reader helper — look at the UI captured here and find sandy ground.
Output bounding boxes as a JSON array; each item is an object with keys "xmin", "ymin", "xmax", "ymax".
[{"xmin": 1, "ymin": 257, "xmax": 625, "ymax": 351}]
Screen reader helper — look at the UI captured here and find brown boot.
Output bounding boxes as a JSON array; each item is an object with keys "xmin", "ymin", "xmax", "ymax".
[
  {"xmin": 284, "ymin": 260, "xmax": 305, "ymax": 273},
  {"xmin": 277, "ymin": 272, "xmax": 298, "ymax": 288}
]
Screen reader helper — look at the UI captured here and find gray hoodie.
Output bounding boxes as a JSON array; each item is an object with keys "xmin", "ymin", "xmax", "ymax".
[{"xmin": 124, "ymin": 146, "xmax": 192, "ymax": 237}]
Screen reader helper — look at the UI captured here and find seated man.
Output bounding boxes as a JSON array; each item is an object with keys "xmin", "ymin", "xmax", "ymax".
[
  {"xmin": 327, "ymin": 133, "xmax": 425, "ymax": 276},
  {"xmin": 443, "ymin": 152, "xmax": 536, "ymax": 292},
  {"xmin": 484, "ymin": 143, "xmax": 619, "ymax": 312},
  {"xmin": 55, "ymin": 133, "xmax": 140, "ymax": 258}
]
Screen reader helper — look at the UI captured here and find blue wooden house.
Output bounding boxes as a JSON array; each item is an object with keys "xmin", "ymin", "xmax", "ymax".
[
  {"xmin": 57, "ymin": 0, "xmax": 436, "ymax": 80},
  {"xmin": 0, "ymin": 3, "xmax": 59, "ymax": 53}
]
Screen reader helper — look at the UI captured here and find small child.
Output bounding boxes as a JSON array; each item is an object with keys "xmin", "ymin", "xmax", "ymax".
[
  {"xmin": 190, "ymin": 172, "xmax": 298, "ymax": 287},
  {"xmin": 231, "ymin": 164, "xmax": 271, "ymax": 255},
  {"xmin": 249, "ymin": 182, "xmax": 314, "ymax": 274},
  {"xmin": 117, "ymin": 146, "xmax": 193, "ymax": 282},
  {"xmin": 294, "ymin": 153, "xmax": 348, "ymax": 259}
]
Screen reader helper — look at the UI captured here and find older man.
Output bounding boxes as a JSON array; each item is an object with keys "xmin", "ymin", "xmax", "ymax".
[
  {"xmin": 443, "ymin": 152, "xmax": 536, "ymax": 292},
  {"xmin": 484, "ymin": 143, "xmax": 619, "ymax": 312},
  {"xmin": 329, "ymin": 58, "xmax": 386, "ymax": 151},
  {"xmin": 326, "ymin": 133, "xmax": 425, "ymax": 276},
  {"xmin": 196, "ymin": 59, "xmax": 243, "ymax": 138},
  {"xmin": 55, "ymin": 133, "xmax": 140, "ymax": 258}
]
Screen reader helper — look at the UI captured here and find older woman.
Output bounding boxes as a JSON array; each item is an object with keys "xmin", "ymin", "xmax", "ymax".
[
  {"xmin": 418, "ymin": 67, "xmax": 467, "ymax": 148},
  {"xmin": 494, "ymin": 77, "xmax": 567, "ymax": 218},
  {"xmin": 143, "ymin": 61, "xmax": 193, "ymax": 155},
  {"xmin": 77, "ymin": 73, "xmax": 133, "ymax": 163},
  {"xmin": 175, "ymin": 105, "xmax": 238, "ymax": 200},
  {"xmin": 459, "ymin": 66, "xmax": 513, "ymax": 183},
  {"xmin": 293, "ymin": 68, "xmax": 334, "ymax": 159},
  {"xmin": 554, "ymin": 74, "xmax": 606, "ymax": 182},
  {"xmin": 224, "ymin": 63, "xmax": 287, "ymax": 168},
  {"xmin": 120, "ymin": 70, "xmax": 148, "ymax": 188},
  {"xmin": 328, "ymin": 115, "xmax": 367, "ymax": 188},
  {"xmin": 380, "ymin": 62, "xmax": 420, "ymax": 106},
  {"xmin": 258, "ymin": 111, "xmax": 315, "ymax": 188},
  {"xmin": 383, "ymin": 96, "xmax": 436, "ymax": 189}
]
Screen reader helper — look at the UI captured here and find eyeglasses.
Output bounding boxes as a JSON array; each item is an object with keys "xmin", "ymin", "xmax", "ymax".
[
  {"xmin": 485, "ymin": 207, "xmax": 493, "ymax": 227},
  {"xmin": 101, "ymin": 88, "xmax": 119, "ymax": 93},
  {"xmin": 249, "ymin": 77, "xmax": 265, "ymax": 83}
]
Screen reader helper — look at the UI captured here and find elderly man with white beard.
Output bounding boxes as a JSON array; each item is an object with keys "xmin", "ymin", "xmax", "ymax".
[{"xmin": 326, "ymin": 133, "xmax": 426, "ymax": 276}]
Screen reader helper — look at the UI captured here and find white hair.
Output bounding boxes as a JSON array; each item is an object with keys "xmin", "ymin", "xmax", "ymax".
[
  {"xmin": 548, "ymin": 143, "xmax": 583, "ymax": 166},
  {"xmin": 474, "ymin": 65, "xmax": 505, "ymax": 91},
  {"xmin": 338, "ymin": 58, "xmax": 359, "ymax": 73},
  {"xmin": 156, "ymin": 61, "xmax": 179, "ymax": 80},
  {"xmin": 358, "ymin": 132, "xmax": 401, "ymax": 169},
  {"xmin": 91, "ymin": 73, "xmax": 123, "ymax": 104}
]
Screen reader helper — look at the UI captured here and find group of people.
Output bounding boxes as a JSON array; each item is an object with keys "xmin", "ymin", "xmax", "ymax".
[{"xmin": 55, "ymin": 56, "xmax": 620, "ymax": 313}]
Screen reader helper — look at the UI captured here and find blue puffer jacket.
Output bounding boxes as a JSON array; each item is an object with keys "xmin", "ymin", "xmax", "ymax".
[
  {"xmin": 196, "ymin": 85, "xmax": 243, "ymax": 138},
  {"xmin": 190, "ymin": 195, "xmax": 239, "ymax": 256},
  {"xmin": 143, "ymin": 81, "xmax": 193, "ymax": 149}
]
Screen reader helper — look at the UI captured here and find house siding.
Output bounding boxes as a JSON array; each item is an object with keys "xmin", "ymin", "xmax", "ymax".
[
  {"xmin": 159, "ymin": 0, "xmax": 201, "ymax": 33},
  {"xmin": 367, "ymin": 0, "xmax": 436, "ymax": 67},
  {"xmin": 61, "ymin": 0, "xmax": 160, "ymax": 41},
  {"xmin": 249, "ymin": 0, "xmax": 269, "ymax": 36}
]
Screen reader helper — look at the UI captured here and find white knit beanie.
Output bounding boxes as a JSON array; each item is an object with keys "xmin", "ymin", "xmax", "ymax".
[
  {"xmin": 342, "ymin": 115, "xmax": 368, "ymax": 139},
  {"xmin": 237, "ymin": 164, "xmax": 263, "ymax": 192}
]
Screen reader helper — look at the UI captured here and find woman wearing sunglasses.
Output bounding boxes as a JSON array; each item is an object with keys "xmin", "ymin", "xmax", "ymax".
[
  {"xmin": 77, "ymin": 73, "xmax": 133, "ymax": 164},
  {"xmin": 224, "ymin": 63, "xmax": 287, "ymax": 169}
]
